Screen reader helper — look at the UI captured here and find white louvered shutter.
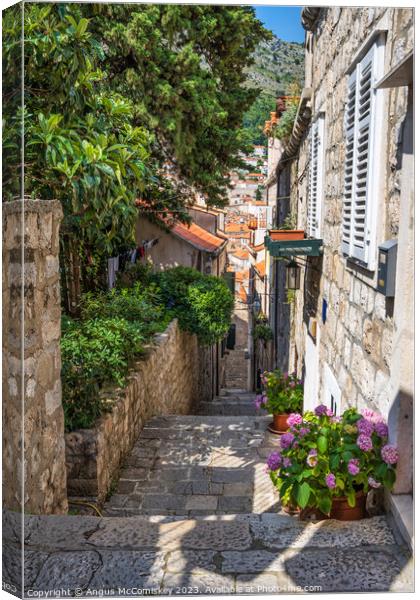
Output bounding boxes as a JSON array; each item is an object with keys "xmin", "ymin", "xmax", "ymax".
[
  {"xmin": 353, "ymin": 45, "xmax": 375, "ymax": 263},
  {"xmin": 308, "ymin": 115, "xmax": 325, "ymax": 238},
  {"xmin": 342, "ymin": 70, "xmax": 357, "ymax": 256},
  {"xmin": 342, "ymin": 38, "xmax": 384, "ymax": 267}
]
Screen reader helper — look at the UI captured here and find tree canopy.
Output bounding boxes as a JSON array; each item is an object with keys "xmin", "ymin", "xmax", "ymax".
[{"xmin": 2, "ymin": 3, "xmax": 269, "ymax": 303}]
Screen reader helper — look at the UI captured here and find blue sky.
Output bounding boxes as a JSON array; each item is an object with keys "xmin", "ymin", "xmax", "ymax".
[{"xmin": 252, "ymin": 5, "xmax": 304, "ymax": 43}]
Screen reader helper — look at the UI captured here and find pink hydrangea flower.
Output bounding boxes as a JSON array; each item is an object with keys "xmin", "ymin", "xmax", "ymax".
[
  {"xmin": 368, "ymin": 477, "xmax": 381, "ymax": 489},
  {"xmin": 381, "ymin": 444, "xmax": 399, "ymax": 465},
  {"xmin": 357, "ymin": 434, "xmax": 373, "ymax": 452},
  {"xmin": 287, "ymin": 413, "xmax": 303, "ymax": 427},
  {"xmin": 325, "ymin": 473, "xmax": 336, "ymax": 489},
  {"xmin": 361, "ymin": 408, "xmax": 385, "ymax": 424},
  {"xmin": 280, "ymin": 432, "xmax": 295, "ymax": 449},
  {"xmin": 347, "ymin": 458, "xmax": 360, "ymax": 476}
]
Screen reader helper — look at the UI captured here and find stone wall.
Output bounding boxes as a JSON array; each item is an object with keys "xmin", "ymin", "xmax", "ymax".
[
  {"xmin": 2, "ymin": 199, "xmax": 68, "ymax": 514},
  {"xmin": 287, "ymin": 7, "xmax": 413, "ymax": 421},
  {"xmin": 65, "ymin": 319, "xmax": 203, "ymax": 503}
]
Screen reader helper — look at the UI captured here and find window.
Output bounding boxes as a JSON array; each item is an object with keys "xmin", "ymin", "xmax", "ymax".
[
  {"xmin": 307, "ymin": 115, "xmax": 325, "ymax": 238},
  {"xmin": 342, "ymin": 36, "xmax": 385, "ymax": 268}
]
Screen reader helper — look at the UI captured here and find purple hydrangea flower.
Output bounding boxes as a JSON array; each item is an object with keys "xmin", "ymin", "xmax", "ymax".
[
  {"xmin": 330, "ymin": 415, "xmax": 342, "ymax": 423},
  {"xmin": 325, "ymin": 473, "xmax": 336, "ymax": 489},
  {"xmin": 375, "ymin": 422, "xmax": 389, "ymax": 438},
  {"xmin": 381, "ymin": 444, "xmax": 399, "ymax": 465},
  {"xmin": 314, "ymin": 405, "xmax": 328, "ymax": 416},
  {"xmin": 347, "ymin": 458, "xmax": 360, "ymax": 476},
  {"xmin": 356, "ymin": 418, "xmax": 375, "ymax": 436},
  {"xmin": 287, "ymin": 413, "xmax": 303, "ymax": 428},
  {"xmin": 357, "ymin": 434, "xmax": 373, "ymax": 452},
  {"xmin": 266, "ymin": 452, "xmax": 282, "ymax": 471},
  {"xmin": 280, "ymin": 432, "xmax": 295, "ymax": 449},
  {"xmin": 306, "ymin": 449, "xmax": 318, "ymax": 467},
  {"xmin": 368, "ymin": 477, "xmax": 381, "ymax": 489},
  {"xmin": 282, "ymin": 457, "xmax": 292, "ymax": 468},
  {"xmin": 254, "ymin": 394, "xmax": 263, "ymax": 409},
  {"xmin": 298, "ymin": 427, "xmax": 310, "ymax": 438}
]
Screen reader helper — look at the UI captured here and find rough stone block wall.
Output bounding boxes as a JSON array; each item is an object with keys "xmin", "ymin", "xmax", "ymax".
[
  {"xmin": 289, "ymin": 8, "xmax": 413, "ymax": 417},
  {"xmin": 65, "ymin": 319, "xmax": 203, "ymax": 503},
  {"xmin": 2, "ymin": 199, "xmax": 68, "ymax": 514}
]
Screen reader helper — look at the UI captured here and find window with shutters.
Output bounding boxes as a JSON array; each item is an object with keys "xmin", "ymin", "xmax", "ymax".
[
  {"xmin": 307, "ymin": 115, "xmax": 325, "ymax": 238},
  {"xmin": 342, "ymin": 36, "xmax": 385, "ymax": 269}
]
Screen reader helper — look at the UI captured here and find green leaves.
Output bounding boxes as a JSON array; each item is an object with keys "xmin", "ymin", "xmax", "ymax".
[
  {"xmin": 317, "ymin": 435, "xmax": 328, "ymax": 454},
  {"xmin": 296, "ymin": 482, "xmax": 311, "ymax": 509}
]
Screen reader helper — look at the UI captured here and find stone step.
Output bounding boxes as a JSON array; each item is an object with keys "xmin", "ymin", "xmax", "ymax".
[
  {"xmin": 220, "ymin": 388, "xmax": 249, "ymax": 396},
  {"xmin": 4, "ymin": 510, "xmax": 413, "ymax": 593},
  {"xmin": 197, "ymin": 402, "xmax": 260, "ymax": 417}
]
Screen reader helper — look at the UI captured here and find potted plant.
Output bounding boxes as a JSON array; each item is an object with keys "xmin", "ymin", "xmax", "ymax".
[
  {"xmin": 269, "ymin": 214, "xmax": 304, "ymax": 242},
  {"xmin": 266, "ymin": 405, "xmax": 398, "ymax": 520},
  {"xmin": 255, "ymin": 370, "xmax": 303, "ymax": 434}
]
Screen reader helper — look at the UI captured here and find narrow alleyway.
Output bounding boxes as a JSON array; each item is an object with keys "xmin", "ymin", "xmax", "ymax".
[{"xmin": 224, "ymin": 308, "xmax": 249, "ymax": 390}]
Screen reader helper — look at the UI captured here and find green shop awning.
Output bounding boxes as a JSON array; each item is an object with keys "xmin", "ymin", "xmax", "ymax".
[{"xmin": 264, "ymin": 236, "xmax": 323, "ymax": 257}]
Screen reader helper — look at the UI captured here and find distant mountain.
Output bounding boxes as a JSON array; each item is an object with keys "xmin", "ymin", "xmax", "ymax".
[{"xmin": 243, "ymin": 35, "xmax": 305, "ymax": 145}]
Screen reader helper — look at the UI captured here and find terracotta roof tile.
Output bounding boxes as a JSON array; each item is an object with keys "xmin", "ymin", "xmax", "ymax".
[
  {"xmin": 231, "ymin": 248, "xmax": 250, "ymax": 260},
  {"xmin": 238, "ymin": 285, "xmax": 248, "ymax": 303},
  {"xmin": 225, "ymin": 223, "xmax": 250, "ymax": 233},
  {"xmin": 254, "ymin": 260, "xmax": 265, "ymax": 279},
  {"xmin": 172, "ymin": 222, "xmax": 226, "ymax": 253}
]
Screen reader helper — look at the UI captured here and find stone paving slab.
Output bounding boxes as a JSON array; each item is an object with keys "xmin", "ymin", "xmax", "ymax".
[
  {"xmin": 3, "ymin": 512, "xmax": 413, "ymax": 595},
  {"xmin": 104, "ymin": 414, "xmax": 277, "ymax": 517}
]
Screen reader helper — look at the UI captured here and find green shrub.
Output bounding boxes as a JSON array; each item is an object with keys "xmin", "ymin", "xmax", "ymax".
[
  {"xmin": 61, "ymin": 266, "xmax": 234, "ymax": 430},
  {"xmin": 80, "ymin": 282, "xmax": 170, "ymax": 338},
  {"xmin": 254, "ymin": 322, "xmax": 273, "ymax": 342},
  {"xmin": 61, "ymin": 317, "xmax": 145, "ymax": 431},
  {"xmin": 154, "ymin": 267, "xmax": 234, "ymax": 345}
]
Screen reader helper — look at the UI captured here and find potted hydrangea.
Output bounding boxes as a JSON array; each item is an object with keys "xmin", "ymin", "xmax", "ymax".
[
  {"xmin": 266, "ymin": 405, "xmax": 398, "ymax": 520},
  {"xmin": 255, "ymin": 370, "xmax": 303, "ymax": 434}
]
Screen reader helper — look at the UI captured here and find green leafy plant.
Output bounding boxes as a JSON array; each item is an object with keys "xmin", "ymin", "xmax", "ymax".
[
  {"xmin": 61, "ymin": 316, "xmax": 145, "ymax": 430},
  {"xmin": 273, "ymin": 96, "xmax": 299, "ymax": 142},
  {"xmin": 253, "ymin": 322, "xmax": 273, "ymax": 342},
  {"xmin": 256, "ymin": 370, "xmax": 303, "ymax": 415},
  {"xmin": 281, "ymin": 213, "xmax": 298, "ymax": 230},
  {"xmin": 267, "ymin": 406, "xmax": 398, "ymax": 515},
  {"xmin": 154, "ymin": 267, "xmax": 234, "ymax": 345}
]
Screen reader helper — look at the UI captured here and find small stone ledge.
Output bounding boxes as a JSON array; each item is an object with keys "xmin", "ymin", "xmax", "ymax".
[{"xmin": 2, "ymin": 198, "xmax": 63, "ymax": 216}]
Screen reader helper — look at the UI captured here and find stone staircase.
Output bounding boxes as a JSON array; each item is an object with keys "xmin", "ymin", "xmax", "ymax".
[
  {"xmin": 197, "ymin": 388, "xmax": 260, "ymax": 416},
  {"xmin": 4, "ymin": 388, "xmax": 413, "ymax": 595}
]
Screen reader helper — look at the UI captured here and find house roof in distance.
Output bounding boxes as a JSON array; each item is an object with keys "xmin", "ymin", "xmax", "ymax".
[{"xmin": 172, "ymin": 222, "xmax": 226, "ymax": 253}]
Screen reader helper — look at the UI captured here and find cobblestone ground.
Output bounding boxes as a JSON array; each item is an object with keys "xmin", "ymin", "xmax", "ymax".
[{"xmin": 3, "ymin": 390, "xmax": 414, "ymax": 596}]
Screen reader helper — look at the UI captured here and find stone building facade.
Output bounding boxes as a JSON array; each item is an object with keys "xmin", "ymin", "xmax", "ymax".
[{"xmin": 267, "ymin": 7, "xmax": 413, "ymax": 510}]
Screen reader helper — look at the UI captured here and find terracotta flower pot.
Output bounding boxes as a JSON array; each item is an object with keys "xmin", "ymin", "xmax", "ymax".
[
  {"xmin": 330, "ymin": 491, "xmax": 367, "ymax": 521},
  {"xmin": 269, "ymin": 229, "xmax": 305, "ymax": 242},
  {"xmin": 299, "ymin": 491, "xmax": 367, "ymax": 522},
  {"xmin": 268, "ymin": 413, "xmax": 289, "ymax": 434}
]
